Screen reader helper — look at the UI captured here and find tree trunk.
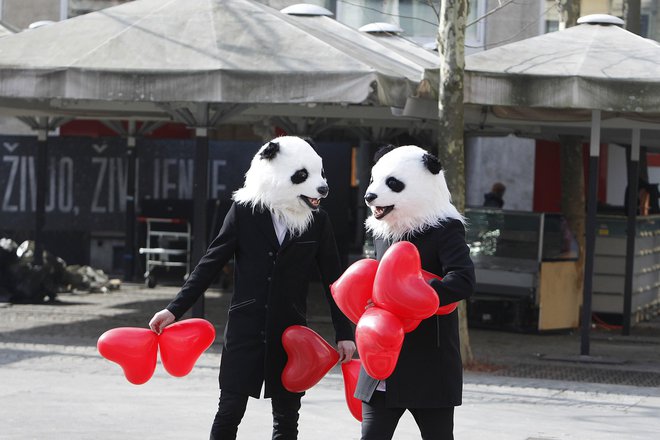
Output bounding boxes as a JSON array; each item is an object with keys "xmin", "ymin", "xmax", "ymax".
[
  {"xmin": 557, "ymin": 0, "xmax": 586, "ymax": 328},
  {"xmin": 437, "ymin": 0, "xmax": 472, "ymax": 365},
  {"xmin": 624, "ymin": 0, "xmax": 642, "ymax": 35},
  {"xmin": 559, "ymin": 0, "xmax": 580, "ymax": 28},
  {"xmin": 560, "ymin": 136, "xmax": 586, "ymax": 301}
]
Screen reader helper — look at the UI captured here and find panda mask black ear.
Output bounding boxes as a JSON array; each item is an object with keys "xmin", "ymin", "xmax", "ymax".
[
  {"xmin": 301, "ymin": 136, "xmax": 319, "ymax": 152},
  {"xmin": 260, "ymin": 141, "xmax": 280, "ymax": 160},
  {"xmin": 422, "ymin": 153, "xmax": 442, "ymax": 175}
]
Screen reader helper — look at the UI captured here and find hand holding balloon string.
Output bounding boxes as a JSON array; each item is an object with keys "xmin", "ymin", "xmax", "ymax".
[
  {"xmin": 337, "ymin": 339, "xmax": 357, "ymax": 364},
  {"xmin": 280, "ymin": 326, "xmax": 363, "ymax": 422},
  {"xmin": 149, "ymin": 308, "xmax": 176, "ymax": 334},
  {"xmin": 97, "ymin": 318, "xmax": 215, "ymax": 385}
]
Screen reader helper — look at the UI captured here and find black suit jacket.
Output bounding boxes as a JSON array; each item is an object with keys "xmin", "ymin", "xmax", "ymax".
[
  {"xmin": 166, "ymin": 202, "xmax": 354, "ymax": 398},
  {"xmin": 354, "ymin": 219, "xmax": 475, "ymax": 408}
]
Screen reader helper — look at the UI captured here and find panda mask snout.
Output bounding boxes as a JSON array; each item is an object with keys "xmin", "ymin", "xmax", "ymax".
[
  {"xmin": 364, "ymin": 192, "xmax": 394, "ymax": 220},
  {"xmin": 300, "ymin": 185, "xmax": 328, "ymax": 210},
  {"xmin": 290, "ymin": 165, "xmax": 328, "ymax": 211}
]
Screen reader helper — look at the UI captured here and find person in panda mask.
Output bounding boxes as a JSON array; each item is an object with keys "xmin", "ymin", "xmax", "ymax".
[
  {"xmin": 149, "ymin": 136, "xmax": 355, "ymax": 440},
  {"xmin": 355, "ymin": 144, "xmax": 476, "ymax": 440}
]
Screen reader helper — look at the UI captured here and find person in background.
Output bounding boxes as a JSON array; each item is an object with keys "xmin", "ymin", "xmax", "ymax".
[
  {"xmin": 624, "ymin": 178, "xmax": 660, "ymax": 216},
  {"xmin": 483, "ymin": 182, "xmax": 506, "ymax": 208}
]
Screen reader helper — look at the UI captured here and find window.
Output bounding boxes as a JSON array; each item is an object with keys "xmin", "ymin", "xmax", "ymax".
[{"xmin": 545, "ymin": 20, "xmax": 559, "ymax": 33}]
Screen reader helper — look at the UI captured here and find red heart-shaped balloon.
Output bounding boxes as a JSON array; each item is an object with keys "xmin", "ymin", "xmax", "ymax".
[
  {"xmin": 331, "ymin": 258, "xmax": 379, "ymax": 324},
  {"xmin": 341, "ymin": 359, "xmax": 363, "ymax": 422},
  {"xmin": 421, "ymin": 270, "xmax": 458, "ymax": 315},
  {"xmin": 400, "ymin": 317, "xmax": 421, "ymax": 333},
  {"xmin": 436, "ymin": 302, "xmax": 458, "ymax": 315},
  {"xmin": 97, "ymin": 327, "xmax": 159, "ymax": 385},
  {"xmin": 373, "ymin": 241, "xmax": 439, "ymax": 320},
  {"xmin": 421, "ymin": 269, "xmax": 438, "ymax": 283},
  {"xmin": 355, "ymin": 307, "xmax": 404, "ymax": 380},
  {"xmin": 159, "ymin": 318, "xmax": 216, "ymax": 377},
  {"xmin": 281, "ymin": 325, "xmax": 340, "ymax": 393}
]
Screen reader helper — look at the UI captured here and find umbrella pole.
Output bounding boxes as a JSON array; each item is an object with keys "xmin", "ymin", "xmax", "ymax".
[
  {"xmin": 123, "ymin": 121, "xmax": 137, "ymax": 282},
  {"xmin": 581, "ymin": 109, "xmax": 601, "ymax": 356},
  {"xmin": 354, "ymin": 139, "xmax": 371, "ymax": 250},
  {"xmin": 33, "ymin": 119, "xmax": 49, "ymax": 266},
  {"xmin": 623, "ymin": 129, "xmax": 641, "ymax": 335},
  {"xmin": 191, "ymin": 127, "xmax": 209, "ymax": 319}
]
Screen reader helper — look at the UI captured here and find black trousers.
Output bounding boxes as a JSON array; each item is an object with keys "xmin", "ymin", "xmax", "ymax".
[
  {"xmin": 210, "ymin": 389, "xmax": 302, "ymax": 440},
  {"xmin": 361, "ymin": 391, "xmax": 454, "ymax": 440}
]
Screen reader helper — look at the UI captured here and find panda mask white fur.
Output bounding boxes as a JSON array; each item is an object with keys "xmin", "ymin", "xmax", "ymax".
[
  {"xmin": 364, "ymin": 145, "xmax": 464, "ymax": 242},
  {"xmin": 233, "ymin": 136, "xmax": 329, "ymax": 236}
]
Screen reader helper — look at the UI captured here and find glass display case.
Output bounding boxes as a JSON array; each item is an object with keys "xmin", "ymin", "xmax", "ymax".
[
  {"xmin": 465, "ymin": 208, "xmax": 580, "ymax": 331},
  {"xmin": 362, "ymin": 209, "xmax": 660, "ymax": 330}
]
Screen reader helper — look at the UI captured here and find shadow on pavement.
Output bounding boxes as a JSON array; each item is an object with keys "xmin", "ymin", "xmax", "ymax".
[{"xmin": 3, "ymin": 282, "xmax": 660, "ymax": 388}]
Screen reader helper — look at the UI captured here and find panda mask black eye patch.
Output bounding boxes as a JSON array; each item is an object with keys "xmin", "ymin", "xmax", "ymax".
[
  {"xmin": 386, "ymin": 176, "xmax": 405, "ymax": 192},
  {"xmin": 291, "ymin": 168, "xmax": 309, "ymax": 184}
]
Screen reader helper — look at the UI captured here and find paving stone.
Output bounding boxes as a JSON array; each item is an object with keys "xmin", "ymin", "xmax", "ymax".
[{"xmin": 2, "ymin": 283, "xmax": 660, "ymax": 439}]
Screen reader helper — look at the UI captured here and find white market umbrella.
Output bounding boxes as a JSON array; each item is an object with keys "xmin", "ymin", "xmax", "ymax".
[
  {"xmin": 462, "ymin": 15, "xmax": 660, "ymax": 350},
  {"xmin": 0, "ymin": 0, "xmax": 426, "ymax": 119}
]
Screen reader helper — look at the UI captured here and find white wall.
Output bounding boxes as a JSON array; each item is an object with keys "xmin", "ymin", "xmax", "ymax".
[
  {"xmin": 648, "ymin": 167, "xmax": 660, "ymax": 188},
  {"xmin": 2, "ymin": 0, "xmax": 60, "ymax": 29},
  {"xmin": 605, "ymin": 143, "xmax": 660, "ymax": 210},
  {"xmin": 606, "ymin": 143, "xmax": 627, "ymax": 207},
  {"xmin": 466, "ymin": 135, "xmax": 535, "ymax": 211},
  {"xmin": 0, "ymin": 117, "xmax": 34, "ymax": 135}
]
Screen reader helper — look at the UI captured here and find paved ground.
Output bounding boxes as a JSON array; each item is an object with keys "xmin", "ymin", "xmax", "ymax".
[{"xmin": 1, "ymin": 283, "xmax": 660, "ymax": 439}]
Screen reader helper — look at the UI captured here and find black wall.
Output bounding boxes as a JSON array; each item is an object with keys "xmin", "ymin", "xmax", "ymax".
[{"xmin": 0, "ymin": 136, "xmax": 352, "ymax": 266}]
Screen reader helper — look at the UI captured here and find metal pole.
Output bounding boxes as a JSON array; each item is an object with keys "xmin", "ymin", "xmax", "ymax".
[
  {"xmin": 581, "ymin": 109, "xmax": 601, "ymax": 356},
  {"xmin": 623, "ymin": 129, "xmax": 641, "ymax": 335},
  {"xmin": 354, "ymin": 139, "xmax": 371, "ymax": 250},
  {"xmin": 191, "ymin": 127, "xmax": 209, "ymax": 318},
  {"xmin": 60, "ymin": 0, "xmax": 68, "ymax": 21},
  {"xmin": 123, "ymin": 121, "xmax": 137, "ymax": 282},
  {"xmin": 34, "ymin": 119, "xmax": 48, "ymax": 266},
  {"xmin": 537, "ymin": 213, "xmax": 545, "ymax": 264}
]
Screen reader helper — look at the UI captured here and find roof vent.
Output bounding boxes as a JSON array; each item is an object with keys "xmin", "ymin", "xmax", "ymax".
[
  {"xmin": 28, "ymin": 20, "xmax": 56, "ymax": 29},
  {"xmin": 359, "ymin": 22, "xmax": 404, "ymax": 34},
  {"xmin": 280, "ymin": 4, "xmax": 333, "ymax": 16},
  {"xmin": 577, "ymin": 14, "xmax": 625, "ymax": 26}
]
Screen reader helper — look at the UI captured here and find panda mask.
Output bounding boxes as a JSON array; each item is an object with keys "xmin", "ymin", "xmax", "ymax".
[
  {"xmin": 364, "ymin": 145, "xmax": 464, "ymax": 242},
  {"xmin": 233, "ymin": 136, "xmax": 329, "ymax": 237}
]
